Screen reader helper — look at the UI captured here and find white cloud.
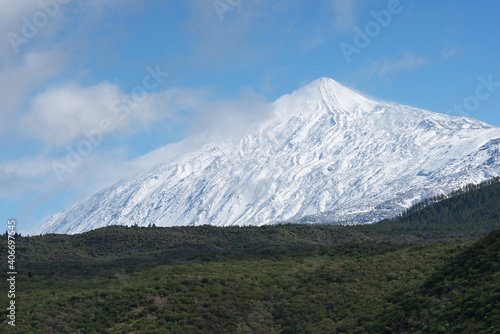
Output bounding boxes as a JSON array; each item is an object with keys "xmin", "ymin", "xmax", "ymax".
[
  {"xmin": 21, "ymin": 82, "xmax": 124, "ymax": 146},
  {"xmin": 20, "ymin": 78, "xmax": 272, "ymax": 148},
  {"xmin": 20, "ymin": 82, "xmax": 177, "ymax": 147},
  {"xmin": 20, "ymin": 83, "xmax": 175, "ymax": 146}
]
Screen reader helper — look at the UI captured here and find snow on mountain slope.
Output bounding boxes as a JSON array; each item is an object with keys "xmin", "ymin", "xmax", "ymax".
[{"xmin": 31, "ymin": 78, "xmax": 500, "ymax": 234}]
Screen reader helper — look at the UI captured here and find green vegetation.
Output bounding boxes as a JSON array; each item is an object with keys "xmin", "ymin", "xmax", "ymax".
[
  {"xmin": 375, "ymin": 230, "xmax": 500, "ymax": 333},
  {"xmin": 0, "ymin": 178, "xmax": 499, "ymax": 333},
  {"xmin": 369, "ymin": 177, "xmax": 500, "ymax": 236}
]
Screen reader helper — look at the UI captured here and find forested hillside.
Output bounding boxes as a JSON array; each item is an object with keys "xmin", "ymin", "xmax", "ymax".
[
  {"xmin": 371, "ymin": 177, "xmax": 500, "ymax": 234},
  {"xmin": 1, "ymin": 178, "xmax": 499, "ymax": 333}
]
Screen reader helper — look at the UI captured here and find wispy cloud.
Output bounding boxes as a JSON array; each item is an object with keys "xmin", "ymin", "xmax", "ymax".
[
  {"xmin": 442, "ymin": 43, "xmax": 462, "ymax": 59},
  {"xmin": 0, "ymin": 0, "xmax": 41, "ymax": 60},
  {"xmin": 327, "ymin": 0, "xmax": 359, "ymax": 32},
  {"xmin": 0, "ymin": 49, "xmax": 66, "ymax": 131},
  {"xmin": 184, "ymin": 0, "xmax": 273, "ymax": 68},
  {"xmin": 355, "ymin": 52, "xmax": 430, "ymax": 80},
  {"xmin": 184, "ymin": 0, "xmax": 361, "ymax": 68}
]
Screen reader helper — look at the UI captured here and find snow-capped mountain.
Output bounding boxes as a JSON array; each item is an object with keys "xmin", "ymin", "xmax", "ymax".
[{"xmin": 32, "ymin": 78, "xmax": 500, "ymax": 234}]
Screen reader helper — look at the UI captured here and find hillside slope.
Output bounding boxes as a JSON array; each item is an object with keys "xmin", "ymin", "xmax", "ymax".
[
  {"xmin": 374, "ymin": 229, "xmax": 500, "ymax": 333},
  {"xmin": 2, "ymin": 179, "xmax": 500, "ymax": 333}
]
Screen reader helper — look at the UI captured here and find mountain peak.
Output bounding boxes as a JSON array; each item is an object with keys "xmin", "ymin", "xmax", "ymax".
[
  {"xmin": 316, "ymin": 77, "xmax": 374, "ymax": 105},
  {"xmin": 30, "ymin": 78, "xmax": 500, "ymax": 235},
  {"xmin": 313, "ymin": 77, "xmax": 350, "ymax": 91},
  {"xmin": 273, "ymin": 77, "xmax": 375, "ymax": 118}
]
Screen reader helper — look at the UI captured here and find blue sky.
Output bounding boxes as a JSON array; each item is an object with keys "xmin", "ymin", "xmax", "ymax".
[{"xmin": 1, "ymin": 0, "xmax": 499, "ymax": 234}]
